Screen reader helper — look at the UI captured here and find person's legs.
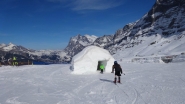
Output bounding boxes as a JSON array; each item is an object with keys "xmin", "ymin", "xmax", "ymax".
[
  {"xmin": 114, "ymin": 71, "xmax": 118, "ymax": 83},
  {"xmin": 118, "ymin": 76, "xmax": 121, "ymax": 83},
  {"xmin": 114, "ymin": 75, "xmax": 117, "ymax": 83},
  {"xmin": 101, "ymin": 69, "xmax": 103, "ymax": 73}
]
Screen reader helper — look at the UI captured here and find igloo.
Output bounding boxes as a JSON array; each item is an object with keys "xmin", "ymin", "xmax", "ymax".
[{"xmin": 71, "ymin": 46, "xmax": 115, "ymax": 74}]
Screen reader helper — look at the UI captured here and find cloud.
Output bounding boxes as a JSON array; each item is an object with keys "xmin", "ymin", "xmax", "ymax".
[
  {"xmin": 71, "ymin": 0, "xmax": 123, "ymax": 11},
  {"xmin": 46, "ymin": 0, "xmax": 124, "ymax": 11}
]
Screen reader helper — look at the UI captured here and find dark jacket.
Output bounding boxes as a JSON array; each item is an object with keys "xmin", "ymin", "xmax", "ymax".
[{"xmin": 112, "ymin": 63, "xmax": 122, "ymax": 73}]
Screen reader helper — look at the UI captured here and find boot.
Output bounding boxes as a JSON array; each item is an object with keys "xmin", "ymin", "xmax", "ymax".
[
  {"xmin": 113, "ymin": 78, "xmax": 117, "ymax": 83},
  {"xmin": 117, "ymin": 77, "xmax": 121, "ymax": 83}
]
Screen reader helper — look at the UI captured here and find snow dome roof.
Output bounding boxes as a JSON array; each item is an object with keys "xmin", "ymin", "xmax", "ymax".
[{"xmin": 71, "ymin": 46, "xmax": 115, "ymax": 74}]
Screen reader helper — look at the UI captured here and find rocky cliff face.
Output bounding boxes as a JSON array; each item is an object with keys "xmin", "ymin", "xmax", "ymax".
[
  {"xmin": 64, "ymin": 34, "xmax": 97, "ymax": 57},
  {"xmin": 106, "ymin": 0, "xmax": 185, "ymax": 54},
  {"xmin": 138, "ymin": 0, "xmax": 185, "ymax": 33},
  {"xmin": 93, "ymin": 35, "xmax": 114, "ymax": 48},
  {"xmin": 61, "ymin": 35, "xmax": 95, "ymax": 62}
]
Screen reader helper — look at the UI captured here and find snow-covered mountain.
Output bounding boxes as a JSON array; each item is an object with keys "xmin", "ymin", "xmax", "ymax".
[
  {"xmin": 0, "ymin": 35, "xmax": 98, "ymax": 64},
  {"xmin": 84, "ymin": 34, "xmax": 98, "ymax": 43},
  {"xmin": 64, "ymin": 34, "xmax": 98, "ymax": 57},
  {"xmin": 0, "ymin": 43, "xmax": 68, "ymax": 64},
  {"xmin": 63, "ymin": 0, "xmax": 185, "ymax": 62},
  {"xmin": 64, "ymin": 34, "xmax": 115, "ymax": 60},
  {"xmin": 93, "ymin": 35, "xmax": 114, "ymax": 48},
  {"xmin": 111, "ymin": 0, "xmax": 185, "ymax": 60}
]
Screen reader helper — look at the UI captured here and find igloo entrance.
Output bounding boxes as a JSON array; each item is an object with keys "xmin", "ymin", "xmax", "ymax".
[{"xmin": 97, "ymin": 60, "xmax": 107, "ymax": 71}]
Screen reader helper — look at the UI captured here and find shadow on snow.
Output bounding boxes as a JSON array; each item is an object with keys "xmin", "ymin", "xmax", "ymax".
[{"xmin": 99, "ymin": 79, "xmax": 113, "ymax": 83}]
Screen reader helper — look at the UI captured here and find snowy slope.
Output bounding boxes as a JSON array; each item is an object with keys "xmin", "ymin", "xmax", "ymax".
[
  {"xmin": 113, "ymin": 33, "xmax": 185, "ymax": 59},
  {"xmin": 112, "ymin": 29, "xmax": 185, "ymax": 63},
  {"xmin": 0, "ymin": 62, "xmax": 185, "ymax": 104}
]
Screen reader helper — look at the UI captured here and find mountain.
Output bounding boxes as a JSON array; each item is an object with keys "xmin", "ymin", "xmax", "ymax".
[
  {"xmin": 111, "ymin": 0, "xmax": 185, "ymax": 57},
  {"xmin": 63, "ymin": 0, "xmax": 185, "ymax": 62},
  {"xmin": 64, "ymin": 34, "xmax": 98, "ymax": 57},
  {"xmin": 0, "ymin": 43, "xmax": 67, "ymax": 64},
  {"xmin": 93, "ymin": 35, "xmax": 114, "ymax": 48},
  {"xmin": 105, "ymin": 23, "xmax": 136, "ymax": 54}
]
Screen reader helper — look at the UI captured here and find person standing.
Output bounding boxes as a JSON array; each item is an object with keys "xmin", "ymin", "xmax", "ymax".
[
  {"xmin": 13, "ymin": 56, "xmax": 18, "ymax": 66},
  {"xmin": 111, "ymin": 61, "xmax": 124, "ymax": 83},
  {"xmin": 100, "ymin": 64, "xmax": 105, "ymax": 74}
]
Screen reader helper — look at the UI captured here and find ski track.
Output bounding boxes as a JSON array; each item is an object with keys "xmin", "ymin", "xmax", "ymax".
[
  {"xmin": 131, "ymin": 87, "xmax": 138, "ymax": 104},
  {"xmin": 116, "ymin": 84, "xmax": 129, "ymax": 98},
  {"xmin": 129, "ymin": 82, "xmax": 148, "ymax": 104}
]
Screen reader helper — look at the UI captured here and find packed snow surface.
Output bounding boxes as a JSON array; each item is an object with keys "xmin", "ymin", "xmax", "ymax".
[{"xmin": 0, "ymin": 62, "xmax": 185, "ymax": 104}]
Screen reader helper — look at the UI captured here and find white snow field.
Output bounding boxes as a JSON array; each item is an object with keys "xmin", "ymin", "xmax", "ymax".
[{"xmin": 0, "ymin": 62, "xmax": 185, "ymax": 104}]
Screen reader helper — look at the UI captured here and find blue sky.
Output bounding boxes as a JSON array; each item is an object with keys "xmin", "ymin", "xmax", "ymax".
[{"xmin": 0, "ymin": 0, "xmax": 155, "ymax": 50}]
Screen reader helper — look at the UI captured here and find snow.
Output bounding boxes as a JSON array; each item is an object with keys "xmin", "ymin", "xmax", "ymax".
[
  {"xmin": 152, "ymin": 12, "xmax": 162, "ymax": 18},
  {"xmin": 113, "ymin": 32, "xmax": 185, "ymax": 61},
  {"xmin": 0, "ymin": 43, "xmax": 6, "ymax": 48},
  {"xmin": 2, "ymin": 43, "xmax": 16, "ymax": 51},
  {"xmin": 0, "ymin": 62, "xmax": 185, "ymax": 104},
  {"xmin": 84, "ymin": 34, "xmax": 98, "ymax": 43},
  {"xmin": 79, "ymin": 41, "xmax": 89, "ymax": 46},
  {"xmin": 71, "ymin": 46, "xmax": 115, "ymax": 74}
]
